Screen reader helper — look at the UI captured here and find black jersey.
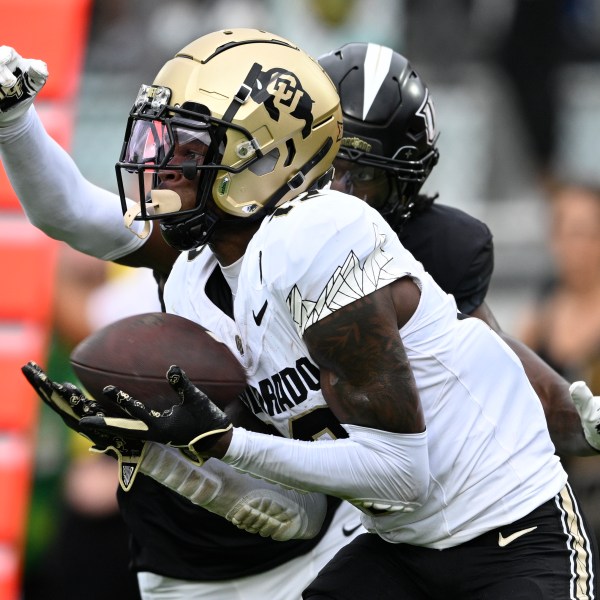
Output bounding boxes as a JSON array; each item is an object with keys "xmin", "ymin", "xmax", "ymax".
[
  {"xmin": 118, "ymin": 476, "xmax": 338, "ymax": 580},
  {"xmin": 398, "ymin": 203, "xmax": 494, "ymax": 314}
]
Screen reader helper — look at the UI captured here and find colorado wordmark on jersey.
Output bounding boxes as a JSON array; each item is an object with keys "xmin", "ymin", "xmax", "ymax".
[{"xmin": 164, "ymin": 188, "xmax": 566, "ymax": 549}]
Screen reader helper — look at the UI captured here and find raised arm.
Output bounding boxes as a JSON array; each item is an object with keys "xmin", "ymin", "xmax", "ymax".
[{"xmin": 0, "ymin": 46, "xmax": 178, "ymax": 275}]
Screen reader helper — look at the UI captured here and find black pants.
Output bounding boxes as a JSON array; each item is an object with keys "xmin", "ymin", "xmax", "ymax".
[{"xmin": 303, "ymin": 484, "xmax": 598, "ymax": 599}]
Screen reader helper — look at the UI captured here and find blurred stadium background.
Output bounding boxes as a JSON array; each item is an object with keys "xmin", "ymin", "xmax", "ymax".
[{"xmin": 1, "ymin": 0, "xmax": 600, "ymax": 597}]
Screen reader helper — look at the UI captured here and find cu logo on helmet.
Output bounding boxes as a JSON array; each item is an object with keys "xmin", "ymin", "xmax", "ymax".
[{"xmin": 251, "ymin": 67, "xmax": 314, "ymax": 139}]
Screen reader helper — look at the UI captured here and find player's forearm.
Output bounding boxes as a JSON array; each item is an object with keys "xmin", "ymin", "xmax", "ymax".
[
  {"xmin": 222, "ymin": 424, "xmax": 429, "ymax": 513},
  {"xmin": 0, "ymin": 106, "xmax": 147, "ymax": 260},
  {"xmin": 140, "ymin": 442, "xmax": 327, "ymax": 540},
  {"xmin": 501, "ymin": 332, "xmax": 595, "ymax": 457}
]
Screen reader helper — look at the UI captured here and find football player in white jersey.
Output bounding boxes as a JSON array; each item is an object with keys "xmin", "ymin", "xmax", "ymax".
[
  {"xmin": 57, "ymin": 29, "xmax": 596, "ymax": 599},
  {"xmin": 1, "ymin": 31, "xmax": 599, "ymax": 599},
  {"xmin": 0, "ymin": 43, "xmax": 365, "ymax": 600}
]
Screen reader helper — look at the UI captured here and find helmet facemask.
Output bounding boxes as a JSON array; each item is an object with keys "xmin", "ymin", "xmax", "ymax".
[
  {"xmin": 116, "ymin": 84, "xmax": 263, "ymax": 250},
  {"xmin": 336, "ymin": 135, "xmax": 439, "ymax": 227}
]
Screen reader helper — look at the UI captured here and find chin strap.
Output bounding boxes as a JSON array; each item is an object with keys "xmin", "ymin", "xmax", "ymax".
[{"xmin": 311, "ymin": 165, "xmax": 335, "ymax": 191}]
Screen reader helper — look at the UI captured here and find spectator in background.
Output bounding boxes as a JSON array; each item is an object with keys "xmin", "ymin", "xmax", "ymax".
[
  {"xmin": 516, "ymin": 180, "xmax": 600, "ymax": 550},
  {"xmin": 517, "ymin": 181, "xmax": 600, "ymax": 387},
  {"xmin": 486, "ymin": 0, "xmax": 600, "ymax": 190},
  {"xmin": 265, "ymin": 0, "xmax": 403, "ymax": 57},
  {"xmin": 493, "ymin": 0, "xmax": 562, "ymax": 189}
]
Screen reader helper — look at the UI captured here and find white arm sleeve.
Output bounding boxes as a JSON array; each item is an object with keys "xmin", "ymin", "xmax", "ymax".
[
  {"xmin": 140, "ymin": 442, "xmax": 328, "ymax": 541},
  {"xmin": 0, "ymin": 106, "xmax": 148, "ymax": 260},
  {"xmin": 223, "ymin": 425, "xmax": 430, "ymax": 513}
]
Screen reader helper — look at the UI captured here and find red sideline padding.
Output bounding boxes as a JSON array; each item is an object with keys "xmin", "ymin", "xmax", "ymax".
[
  {"xmin": 0, "ymin": 434, "xmax": 34, "ymax": 546},
  {"xmin": 0, "ymin": 543, "xmax": 20, "ymax": 600},
  {"xmin": 0, "ymin": 215, "xmax": 59, "ymax": 324},
  {"xmin": 0, "ymin": 0, "xmax": 92, "ymax": 102},
  {"xmin": 0, "ymin": 323, "xmax": 47, "ymax": 431}
]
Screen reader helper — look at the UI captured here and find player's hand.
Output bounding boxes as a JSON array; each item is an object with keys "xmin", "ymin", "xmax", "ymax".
[
  {"xmin": 0, "ymin": 46, "xmax": 48, "ymax": 126},
  {"xmin": 22, "ymin": 361, "xmax": 147, "ymax": 491},
  {"xmin": 22, "ymin": 360, "xmax": 93, "ymax": 430},
  {"xmin": 79, "ymin": 365, "xmax": 233, "ymax": 464},
  {"xmin": 570, "ymin": 381, "xmax": 600, "ymax": 453}
]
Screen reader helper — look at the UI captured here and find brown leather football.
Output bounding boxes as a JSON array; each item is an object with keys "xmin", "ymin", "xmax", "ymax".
[{"xmin": 70, "ymin": 312, "xmax": 246, "ymax": 412}]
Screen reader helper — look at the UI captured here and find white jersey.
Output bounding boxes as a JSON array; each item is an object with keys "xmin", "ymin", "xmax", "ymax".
[{"xmin": 165, "ymin": 188, "xmax": 566, "ymax": 549}]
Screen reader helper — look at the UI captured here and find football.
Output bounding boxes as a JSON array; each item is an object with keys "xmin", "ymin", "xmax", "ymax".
[{"xmin": 70, "ymin": 312, "xmax": 247, "ymax": 412}]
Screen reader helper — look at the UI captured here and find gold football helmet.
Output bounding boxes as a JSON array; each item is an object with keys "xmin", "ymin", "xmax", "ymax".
[{"xmin": 116, "ymin": 28, "xmax": 343, "ymax": 250}]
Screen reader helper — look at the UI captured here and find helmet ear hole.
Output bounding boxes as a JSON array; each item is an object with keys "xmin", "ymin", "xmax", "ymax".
[{"xmin": 249, "ymin": 148, "xmax": 280, "ymax": 176}]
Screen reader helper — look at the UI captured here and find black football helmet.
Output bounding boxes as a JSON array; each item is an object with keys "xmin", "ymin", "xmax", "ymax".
[{"xmin": 319, "ymin": 43, "xmax": 439, "ymax": 226}]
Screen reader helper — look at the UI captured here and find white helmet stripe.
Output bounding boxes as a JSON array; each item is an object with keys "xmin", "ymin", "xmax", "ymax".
[{"xmin": 362, "ymin": 43, "xmax": 393, "ymax": 120}]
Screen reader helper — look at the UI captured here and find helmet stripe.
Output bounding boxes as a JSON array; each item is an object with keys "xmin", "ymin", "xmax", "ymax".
[{"xmin": 362, "ymin": 44, "xmax": 393, "ymax": 121}]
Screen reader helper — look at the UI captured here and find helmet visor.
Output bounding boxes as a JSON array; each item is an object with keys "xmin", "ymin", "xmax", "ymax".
[{"xmin": 123, "ymin": 118, "xmax": 212, "ymax": 169}]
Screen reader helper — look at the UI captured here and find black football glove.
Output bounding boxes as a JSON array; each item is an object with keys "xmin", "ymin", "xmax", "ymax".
[
  {"xmin": 79, "ymin": 365, "xmax": 232, "ymax": 464},
  {"xmin": 21, "ymin": 361, "xmax": 147, "ymax": 491}
]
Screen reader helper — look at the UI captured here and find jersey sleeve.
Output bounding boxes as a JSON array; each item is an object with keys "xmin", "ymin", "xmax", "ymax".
[
  {"xmin": 451, "ymin": 235, "xmax": 494, "ymax": 314},
  {"xmin": 398, "ymin": 204, "xmax": 494, "ymax": 314},
  {"xmin": 0, "ymin": 107, "xmax": 149, "ymax": 260},
  {"xmin": 259, "ymin": 190, "xmax": 425, "ymax": 336}
]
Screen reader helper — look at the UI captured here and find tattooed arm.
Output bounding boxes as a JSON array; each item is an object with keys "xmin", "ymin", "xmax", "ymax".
[
  {"xmin": 105, "ymin": 277, "xmax": 430, "ymax": 508},
  {"xmin": 303, "ymin": 277, "xmax": 425, "ymax": 434},
  {"xmin": 214, "ymin": 278, "xmax": 430, "ymax": 508}
]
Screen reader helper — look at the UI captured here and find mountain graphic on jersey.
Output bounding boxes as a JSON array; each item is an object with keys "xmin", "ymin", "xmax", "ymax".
[{"xmin": 287, "ymin": 226, "xmax": 396, "ymax": 334}]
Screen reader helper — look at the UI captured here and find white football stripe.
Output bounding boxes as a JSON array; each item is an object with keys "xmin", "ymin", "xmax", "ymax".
[{"xmin": 362, "ymin": 44, "xmax": 393, "ymax": 120}]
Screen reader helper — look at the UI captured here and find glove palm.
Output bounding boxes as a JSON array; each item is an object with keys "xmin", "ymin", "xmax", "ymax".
[
  {"xmin": 22, "ymin": 361, "xmax": 147, "ymax": 490},
  {"xmin": 570, "ymin": 381, "xmax": 600, "ymax": 452}
]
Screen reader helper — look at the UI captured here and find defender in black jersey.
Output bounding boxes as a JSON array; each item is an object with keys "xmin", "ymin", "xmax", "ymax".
[
  {"xmin": 318, "ymin": 42, "xmax": 591, "ymax": 456},
  {"xmin": 1, "ymin": 38, "xmax": 598, "ymax": 600},
  {"xmin": 320, "ymin": 42, "xmax": 493, "ymax": 316}
]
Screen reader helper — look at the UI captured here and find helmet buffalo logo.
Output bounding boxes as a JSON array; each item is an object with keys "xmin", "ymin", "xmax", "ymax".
[{"xmin": 251, "ymin": 67, "xmax": 314, "ymax": 139}]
